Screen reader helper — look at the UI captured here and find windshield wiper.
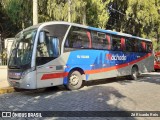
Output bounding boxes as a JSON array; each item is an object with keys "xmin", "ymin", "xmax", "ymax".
[{"xmin": 8, "ymin": 65, "xmax": 21, "ymax": 69}]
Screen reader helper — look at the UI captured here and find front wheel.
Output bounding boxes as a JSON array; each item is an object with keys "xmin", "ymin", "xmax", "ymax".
[
  {"xmin": 14, "ymin": 88, "xmax": 24, "ymax": 92},
  {"xmin": 65, "ymin": 71, "xmax": 83, "ymax": 90},
  {"xmin": 129, "ymin": 67, "xmax": 139, "ymax": 80}
]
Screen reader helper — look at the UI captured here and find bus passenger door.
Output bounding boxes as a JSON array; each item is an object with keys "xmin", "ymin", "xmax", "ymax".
[{"xmin": 36, "ymin": 32, "xmax": 61, "ymax": 88}]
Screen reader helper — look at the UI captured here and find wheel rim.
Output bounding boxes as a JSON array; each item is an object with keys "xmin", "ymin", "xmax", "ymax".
[
  {"xmin": 69, "ymin": 74, "xmax": 79, "ymax": 86},
  {"xmin": 132, "ymin": 68, "xmax": 138, "ymax": 79}
]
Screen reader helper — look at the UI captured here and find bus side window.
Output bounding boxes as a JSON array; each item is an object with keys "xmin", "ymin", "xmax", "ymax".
[
  {"xmin": 37, "ymin": 32, "xmax": 49, "ymax": 57},
  {"xmin": 133, "ymin": 39, "xmax": 138, "ymax": 52},
  {"xmin": 141, "ymin": 41, "xmax": 146, "ymax": 52},
  {"xmin": 111, "ymin": 36, "xmax": 121, "ymax": 51},
  {"xmin": 126, "ymin": 39, "xmax": 138, "ymax": 52},
  {"xmin": 65, "ymin": 26, "xmax": 90, "ymax": 49},
  {"xmin": 92, "ymin": 32, "xmax": 110, "ymax": 50},
  {"xmin": 51, "ymin": 37, "xmax": 60, "ymax": 57},
  {"xmin": 146, "ymin": 42, "xmax": 152, "ymax": 53},
  {"xmin": 125, "ymin": 38, "xmax": 132, "ymax": 52}
]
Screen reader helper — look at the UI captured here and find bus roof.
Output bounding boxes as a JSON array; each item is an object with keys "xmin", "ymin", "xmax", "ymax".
[
  {"xmin": 31, "ymin": 21, "xmax": 152, "ymax": 42},
  {"xmin": 87, "ymin": 26, "xmax": 151, "ymax": 42}
]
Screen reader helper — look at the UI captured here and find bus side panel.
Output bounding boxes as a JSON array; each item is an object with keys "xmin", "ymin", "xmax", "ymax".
[
  {"xmin": 36, "ymin": 53, "xmax": 70, "ymax": 88},
  {"xmin": 65, "ymin": 50, "xmax": 153, "ymax": 81},
  {"xmin": 138, "ymin": 54, "xmax": 154, "ymax": 73},
  {"xmin": 64, "ymin": 50, "xmax": 109, "ymax": 81},
  {"xmin": 36, "ymin": 50, "xmax": 154, "ymax": 88},
  {"xmin": 86, "ymin": 55, "xmax": 153, "ymax": 80}
]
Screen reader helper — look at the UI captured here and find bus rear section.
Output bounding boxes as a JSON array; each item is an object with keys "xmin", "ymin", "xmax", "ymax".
[
  {"xmin": 154, "ymin": 52, "xmax": 160, "ymax": 71},
  {"xmin": 62, "ymin": 25, "xmax": 154, "ymax": 90}
]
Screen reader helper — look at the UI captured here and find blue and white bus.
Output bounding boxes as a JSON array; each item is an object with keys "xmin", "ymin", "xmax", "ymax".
[{"xmin": 8, "ymin": 21, "xmax": 154, "ymax": 90}]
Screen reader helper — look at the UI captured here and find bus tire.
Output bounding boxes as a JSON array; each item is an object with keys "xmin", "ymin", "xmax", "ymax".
[
  {"xmin": 129, "ymin": 66, "xmax": 139, "ymax": 80},
  {"xmin": 66, "ymin": 70, "xmax": 83, "ymax": 90},
  {"xmin": 14, "ymin": 88, "xmax": 23, "ymax": 92}
]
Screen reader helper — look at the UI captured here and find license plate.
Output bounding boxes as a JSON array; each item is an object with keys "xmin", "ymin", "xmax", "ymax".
[{"xmin": 8, "ymin": 72, "xmax": 21, "ymax": 79}]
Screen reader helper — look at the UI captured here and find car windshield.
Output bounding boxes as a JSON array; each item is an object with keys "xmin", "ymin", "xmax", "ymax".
[{"xmin": 8, "ymin": 29, "xmax": 37, "ymax": 69}]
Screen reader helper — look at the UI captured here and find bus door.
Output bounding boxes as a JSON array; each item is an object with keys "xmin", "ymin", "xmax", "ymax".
[{"xmin": 36, "ymin": 32, "xmax": 62, "ymax": 88}]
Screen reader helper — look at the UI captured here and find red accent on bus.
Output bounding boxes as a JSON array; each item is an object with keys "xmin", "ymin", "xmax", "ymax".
[
  {"xmin": 87, "ymin": 31, "xmax": 92, "ymax": 48},
  {"xmin": 106, "ymin": 54, "xmax": 112, "ymax": 60},
  {"xmin": 41, "ymin": 53, "xmax": 152, "ymax": 80},
  {"xmin": 154, "ymin": 52, "xmax": 160, "ymax": 71},
  {"xmin": 106, "ymin": 35, "xmax": 111, "ymax": 50},
  {"xmin": 41, "ymin": 72, "xmax": 68, "ymax": 80},
  {"xmin": 85, "ymin": 53, "xmax": 152, "ymax": 74},
  {"xmin": 141, "ymin": 41, "xmax": 146, "ymax": 51},
  {"xmin": 121, "ymin": 38, "xmax": 125, "ymax": 50}
]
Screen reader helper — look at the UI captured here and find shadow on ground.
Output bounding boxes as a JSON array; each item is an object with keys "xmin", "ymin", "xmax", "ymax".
[
  {"xmin": 0, "ymin": 85, "xmax": 136, "ymax": 120},
  {"xmin": 1, "ymin": 72, "xmax": 159, "ymax": 119}
]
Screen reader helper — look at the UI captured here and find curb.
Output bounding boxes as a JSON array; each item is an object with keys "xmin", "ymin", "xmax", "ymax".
[{"xmin": 0, "ymin": 87, "xmax": 15, "ymax": 95}]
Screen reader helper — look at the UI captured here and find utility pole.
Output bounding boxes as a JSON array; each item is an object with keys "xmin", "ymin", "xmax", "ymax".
[
  {"xmin": 68, "ymin": 0, "xmax": 71, "ymax": 22},
  {"xmin": 82, "ymin": 5, "xmax": 86, "ymax": 25},
  {"xmin": 33, "ymin": 0, "xmax": 38, "ymax": 25}
]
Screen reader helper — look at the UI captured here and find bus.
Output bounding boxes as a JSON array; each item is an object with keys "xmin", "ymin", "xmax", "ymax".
[
  {"xmin": 154, "ymin": 51, "xmax": 160, "ymax": 71},
  {"xmin": 7, "ymin": 21, "xmax": 154, "ymax": 90}
]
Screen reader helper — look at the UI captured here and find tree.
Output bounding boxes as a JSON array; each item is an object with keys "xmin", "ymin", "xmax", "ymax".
[
  {"xmin": 2, "ymin": 0, "xmax": 32, "ymax": 30},
  {"xmin": 107, "ymin": 0, "xmax": 128, "ymax": 31},
  {"xmin": 0, "ymin": 0, "xmax": 18, "ymax": 51},
  {"xmin": 46, "ymin": 0, "xmax": 87, "ymax": 24},
  {"xmin": 86, "ymin": 0, "xmax": 110, "ymax": 29},
  {"xmin": 38, "ymin": 0, "xmax": 49, "ymax": 22},
  {"xmin": 41, "ymin": 0, "xmax": 110, "ymax": 28}
]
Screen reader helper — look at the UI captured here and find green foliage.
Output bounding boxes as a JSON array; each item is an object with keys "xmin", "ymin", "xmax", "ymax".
[
  {"xmin": 0, "ymin": 0, "xmax": 160, "ymax": 51},
  {"xmin": 2, "ymin": 0, "xmax": 32, "ymax": 29},
  {"xmin": 152, "ymin": 39, "xmax": 160, "ymax": 51},
  {"xmin": 47, "ymin": 0, "xmax": 68, "ymax": 21},
  {"xmin": 86, "ymin": 0, "xmax": 110, "ymax": 29},
  {"xmin": 38, "ymin": 0, "xmax": 110, "ymax": 28},
  {"xmin": 126, "ymin": 0, "xmax": 159, "ymax": 37},
  {"xmin": 107, "ymin": 0, "xmax": 128, "ymax": 32}
]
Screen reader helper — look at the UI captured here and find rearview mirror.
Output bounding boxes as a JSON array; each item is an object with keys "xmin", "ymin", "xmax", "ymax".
[{"xmin": 39, "ymin": 31, "xmax": 45, "ymax": 43}]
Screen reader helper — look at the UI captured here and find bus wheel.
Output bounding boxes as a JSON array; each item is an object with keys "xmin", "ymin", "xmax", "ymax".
[
  {"xmin": 14, "ymin": 88, "xmax": 23, "ymax": 92},
  {"xmin": 66, "ymin": 71, "xmax": 83, "ymax": 90},
  {"xmin": 130, "ymin": 66, "xmax": 139, "ymax": 80}
]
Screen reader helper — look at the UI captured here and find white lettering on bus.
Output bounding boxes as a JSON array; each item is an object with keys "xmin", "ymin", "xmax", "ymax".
[
  {"xmin": 77, "ymin": 55, "xmax": 90, "ymax": 59},
  {"xmin": 106, "ymin": 54, "xmax": 127, "ymax": 61}
]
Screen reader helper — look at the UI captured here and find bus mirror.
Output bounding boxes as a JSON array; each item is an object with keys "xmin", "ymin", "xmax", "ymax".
[{"xmin": 39, "ymin": 31, "xmax": 45, "ymax": 43}]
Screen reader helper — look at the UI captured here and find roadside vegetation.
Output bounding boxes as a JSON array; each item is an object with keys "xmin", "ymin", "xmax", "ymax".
[{"xmin": 0, "ymin": 0, "xmax": 160, "ymax": 51}]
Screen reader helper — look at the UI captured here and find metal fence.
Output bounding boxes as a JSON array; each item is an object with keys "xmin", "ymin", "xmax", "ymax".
[{"xmin": 0, "ymin": 58, "xmax": 7, "ymax": 66}]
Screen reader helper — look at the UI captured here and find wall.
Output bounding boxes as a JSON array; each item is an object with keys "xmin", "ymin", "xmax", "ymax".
[{"xmin": 0, "ymin": 66, "xmax": 7, "ymax": 81}]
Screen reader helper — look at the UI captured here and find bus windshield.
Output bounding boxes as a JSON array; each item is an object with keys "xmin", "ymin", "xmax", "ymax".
[{"xmin": 8, "ymin": 29, "xmax": 37, "ymax": 69}]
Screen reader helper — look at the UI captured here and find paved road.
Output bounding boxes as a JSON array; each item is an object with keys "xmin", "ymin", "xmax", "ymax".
[{"xmin": 0, "ymin": 72, "xmax": 160, "ymax": 120}]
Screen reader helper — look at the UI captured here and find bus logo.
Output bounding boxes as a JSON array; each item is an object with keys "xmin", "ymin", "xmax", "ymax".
[{"xmin": 106, "ymin": 54, "xmax": 127, "ymax": 61}]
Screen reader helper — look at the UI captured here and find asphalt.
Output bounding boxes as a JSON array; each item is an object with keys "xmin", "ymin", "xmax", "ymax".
[
  {"xmin": 0, "ymin": 72, "xmax": 158, "ymax": 95},
  {"xmin": 0, "ymin": 79, "xmax": 15, "ymax": 94}
]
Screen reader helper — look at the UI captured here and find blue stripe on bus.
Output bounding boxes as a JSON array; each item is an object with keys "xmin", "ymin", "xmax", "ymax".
[
  {"xmin": 88, "ymin": 27, "xmax": 118, "ymax": 35},
  {"xmin": 64, "ymin": 50, "xmax": 149, "ymax": 77}
]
